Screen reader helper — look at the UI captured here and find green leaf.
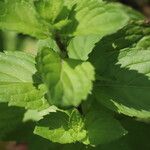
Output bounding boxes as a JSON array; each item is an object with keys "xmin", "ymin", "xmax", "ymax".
[
  {"xmin": 64, "ymin": 0, "xmax": 79, "ymax": 9},
  {"xmin": 84, "ymin": 108, "xmax": 127, "ymax": 145},
  {"xmin": 66, "ymin": 4, "xmax": 145, "ymax": 61},
  {"xmin": 34, "ymin": 109, "xmax": 87, "ymax": 144},
  {"xmin": 65, "ymin": 1, "xmax": 130, "ymax": 60},
  {"xmin": 6, "ymin": 117, "xmax": 150, "ymax": 150},
  {"xmin": 38, "ymin": 37, "xmax": 61, "ymax": 53},
  {"xmin": 37, "ymin": 48, "xmax": 95, "ymax": 108},
  {"xmin": 34, "ymin": 0, "xmax": 63, "ymax": 23},
  {"xmin": 82, "ymin": 99, "xmax": 127, "ymax": 146},
  {"xmin": 93, "ymin": 36, "xmax": 150, "ymax": 120},
  {"xmin": 23, "ymin": 106, "xmax": 57, "ymax": 122},
  {"xmin": 89, "ymin": 22, "xmax": 150, "ymax": 75},
  {"xmin": 0, "ymin": 51, "xmax": 49, "ymax": 110},
  {"xmin": 67, "ymin": 4, "xmax": 146, "ymax": 61},
  {"xmin": 67, "ymin": 35, "xmax": 100, "ymax": 60},
  {"xmin": 34, "ymin": 102, "xmax": 126, "ymax": 145},
  {"xmin": 63, "ymin": 1, "xmax": 129, "ymax": 36},
  {"xmin": 0, "ymin": 103, "xmax": 25, "ymax": 139},
  {"xmin": 120, "ymin": 118, "xmax": 150, "ymax": 150},
  {"xmin": 0, "ymin": 0, "xmax": 51, "ymax": 38},
  {"xmin": 91, "ymin": 117, "xmax": 150, "ymax": 150},
  {"xmin": 2, "ymin": 31, "xmax": 18, "ymax": 51},
  {"xmin": 136, "ymin": 36, "xmax": 150, "ymax": 49}
]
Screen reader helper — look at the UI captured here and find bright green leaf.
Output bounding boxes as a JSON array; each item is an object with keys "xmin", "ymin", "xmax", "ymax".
[
  {"xmin": 37, "ymin": 48, "xmax": 95, "ymax": 108},
  {"xmin": 0, "ymin": 0, "xmax": 51, "ymax": 38},
  {"xmin": 34, "ymin": 109, "xmax": 87, "ymax": 144},
  {"xmin": 23, "ymin": 105, "xmax": 57, "ymax": 122},
  {"xmin": 136, "ymin": 36, "xmax": 150, "ymax": 49},
  {"xmin": 65, "ymin": 1, "xmax": 129, "ymax": 60},
  {"xmin": 0, "ymin": 51, "xmax": 49, "ymax": 110},
  {"xmin": 64, "ymin": 1, "xmax": 129, "ymax": 36},
  {"xmin": 34, "ymin": 0, "xmax": 63, "ymax": 23},
  {"xmin": 38, "ymin": 37, "xmax": 61, "ymax": 53},
  {"xmin": 67, "ymin": 35, "xmax": 100, "ymax": 60}
]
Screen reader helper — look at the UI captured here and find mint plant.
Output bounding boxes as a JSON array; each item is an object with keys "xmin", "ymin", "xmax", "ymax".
[{"xmin": 0, "ymin": 0, "xmax": 150, "ymax": 150}]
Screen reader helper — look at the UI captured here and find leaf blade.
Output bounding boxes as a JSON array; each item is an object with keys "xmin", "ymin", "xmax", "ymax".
[
  {"xmin": 0, "ymin": 51, "xmax": 49, "ymax": 111},
  {"xmin": 37, "ymin": 48, "xmax": 95, "ymax": 108},
  {"xmin": 0, "ymin": 0, "xmax": 51, "ymax": 38}
]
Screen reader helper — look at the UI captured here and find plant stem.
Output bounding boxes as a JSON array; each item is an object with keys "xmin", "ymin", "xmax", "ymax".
[{"xmin": 55, "ymin": 34, "xmax": 66, "ymax": 52}]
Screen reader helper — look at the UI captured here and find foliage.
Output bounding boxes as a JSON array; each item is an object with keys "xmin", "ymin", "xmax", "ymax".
[{"xmin": 0, "ymin": 0, "xmax": 150, "ymax": 149}]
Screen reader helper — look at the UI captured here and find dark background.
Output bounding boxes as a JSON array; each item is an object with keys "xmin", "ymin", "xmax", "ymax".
[{"xmin": 119, "ymin": 0, "xmax": 150, "ymax": 17}]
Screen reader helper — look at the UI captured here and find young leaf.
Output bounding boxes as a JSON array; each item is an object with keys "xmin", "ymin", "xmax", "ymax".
[
  {"xmin": 65, "ymin": 1, "xmax": 130, "ymax": 60},
  {"xmin": 37, "ymin": 48, "xmax": 95, "ymax": 108},
  {"xmin": 0, "ymin": 51, "xmax": 49, "ymax": 110},
  {"xmin": 63, "ymin": 1, "xmax": 129, "ymax": 36},
  {"xmin": 38, "ymin": 37, "xmax": 61, "ymax": 53},
  {"xmin": 23, "ymin": 105, "xmax": 57, "ymax": 122},
  {"xmin": 0, "ymin": 0, "xmax": 51, "ymax": 39},
  {"xmin": 136, "ymin": 36, "xmax": 150, "ymax": 49},
  {"xmin": 34, "ymin": 0, "xmax": 63, "ymax": 23},
  {"xmin": 34, "ymin": 109, "xmax": 87, "ymax": 144},
  {"xmin": 67, "ymin": 35, "xmax": 100, "ymax": 61}
]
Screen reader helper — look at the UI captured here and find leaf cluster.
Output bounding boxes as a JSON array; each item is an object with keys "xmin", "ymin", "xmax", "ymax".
[{"xmin": 0, "ymin": 0, "xmax": 150, "ymax": 149}]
